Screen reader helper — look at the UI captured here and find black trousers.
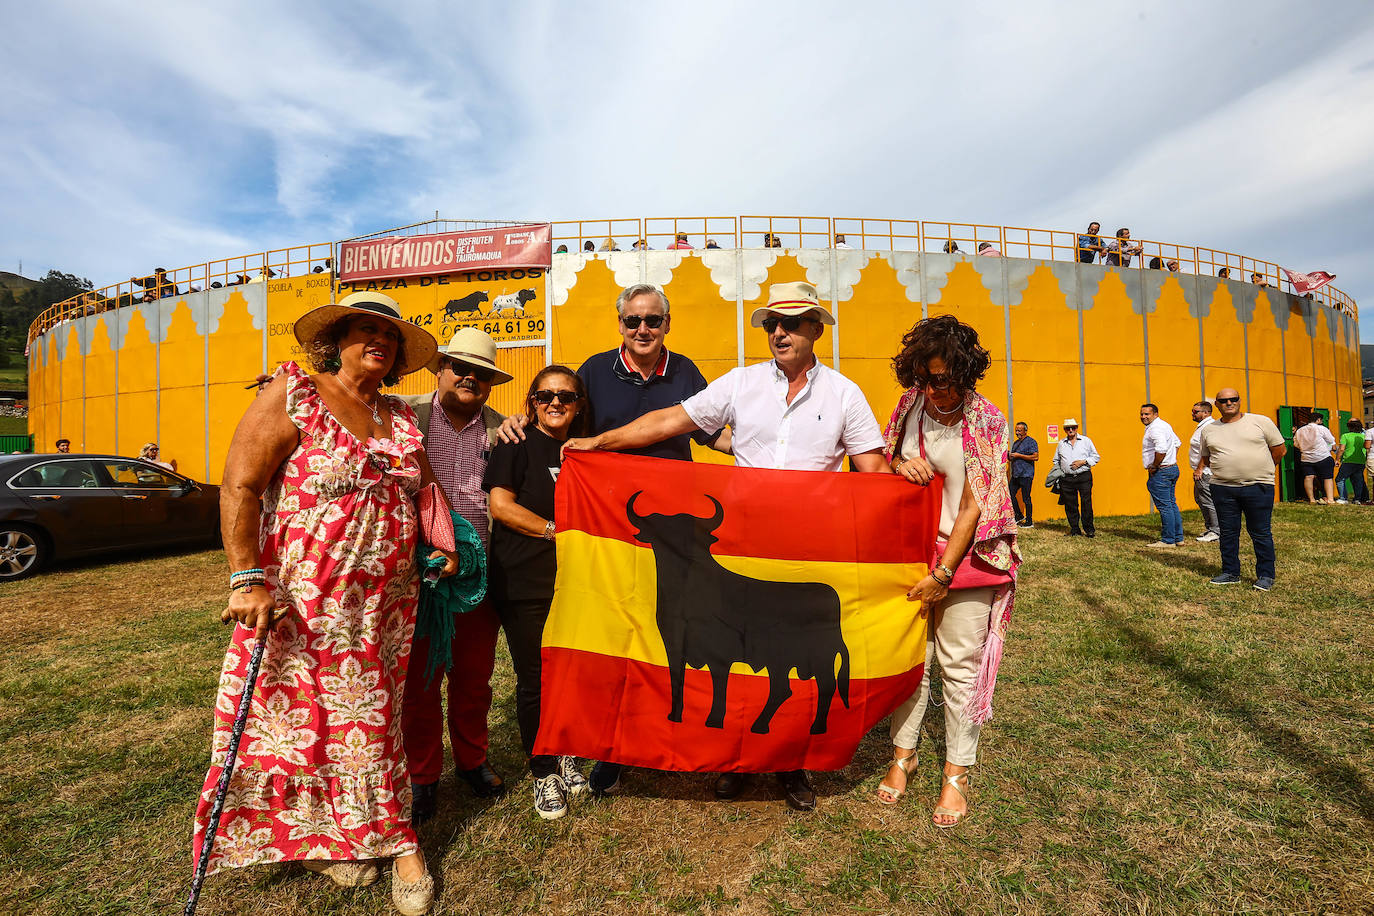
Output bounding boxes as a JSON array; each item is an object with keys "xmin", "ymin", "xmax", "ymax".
[
  {"xmin": 1011, "ymin": 476, "xmax": 1034, "ymax": 523},
  {"xmin": 1060, "ymin": 471, "xmax": 1094, "ymax": 534},
  {"xmin": 494, "ymin": 595, "xmax": 558, "ymax": 778}
]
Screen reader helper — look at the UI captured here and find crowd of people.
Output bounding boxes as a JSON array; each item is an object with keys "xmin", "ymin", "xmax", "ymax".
[{"xmin": 1076, "ymin": 222, "xmax": 1276, "ymax": 286}]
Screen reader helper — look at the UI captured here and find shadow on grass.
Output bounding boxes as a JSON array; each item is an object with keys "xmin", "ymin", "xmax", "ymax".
[{"xmin": 1094, "ymin": 601, "xmax": 1374, "ymax": 822}]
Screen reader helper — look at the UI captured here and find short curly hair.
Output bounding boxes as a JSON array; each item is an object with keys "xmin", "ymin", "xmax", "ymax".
[
  {"xmin": 891, "ymin": 314, "xmax": 991, "ymax": 394},
  {"xmin": 303, "ymin": 315, "xmax": 405, "ymax": 387}
]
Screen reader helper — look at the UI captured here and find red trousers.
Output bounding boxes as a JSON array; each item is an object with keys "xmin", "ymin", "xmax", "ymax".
[{"xmin": 401, "ymin": 600, "xmax": 501, "ymax": 785}]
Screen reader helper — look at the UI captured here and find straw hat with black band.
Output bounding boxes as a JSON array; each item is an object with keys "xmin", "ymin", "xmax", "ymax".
[
  {"xmin": 748, "ymin": 280, "xmax": 836, "ymax": 327},
  {"xmin": 426, "ymin": 327, "xmax": 514, "ymax": 384},
  {"xmin": 293, "ymin": 291, "xmax": 438, "ymax": 377}
]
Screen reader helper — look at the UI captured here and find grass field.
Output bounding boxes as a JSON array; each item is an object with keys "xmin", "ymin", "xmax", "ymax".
[
  {"xmin": 3, "ymin": 506, "xmax": 1371, "ymax": 915},
  {"xmin": 0, "ymin": 415, "xmax": 28, "ymax": 436}
]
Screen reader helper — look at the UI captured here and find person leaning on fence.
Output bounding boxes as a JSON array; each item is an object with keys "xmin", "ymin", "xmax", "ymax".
[
  {"xmin": 1196, "ymin": 388, "xmax": 1285, "ymax": 591},
  {"xmin": 483, "ymin": 366, "xmax": 592, "ymax": 821},
  {"xmin": 397, "ymin": 328, "xmax": 513, "ymax": 824},
  {"xmin": 876, "ymin": 315, "xmax": 1020, "ymax": 829},
  {"xmin": 1335, "ymin": 419, "xmax": 1369, "ymax": 504},
  {"xmin": 1077, "ymin": 222, "xmax": 1104, "ymax": 263},
  {"xmin": 193, "ymin": 291, "xmax": 456, "ymax": 915},
  {"xmin": 1104, "ymin": 228, "xmax": 1142, "ymax": 267},
  {"xmin": 1054, "ymin": 420, "xmax": 1099, "ymax": 536},
  {"xmin": 562, "ymin": 280, "xmax": 889, "ymax": 812},
  {"xmin": 1189, "ymin": 400, "xmax": 1221, "ymax": 541}
]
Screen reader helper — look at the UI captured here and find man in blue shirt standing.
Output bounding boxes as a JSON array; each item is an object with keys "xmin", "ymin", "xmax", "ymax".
[{"xmin": 1009, "ymin": 421, "xmax": 1039, "ymax": 527}]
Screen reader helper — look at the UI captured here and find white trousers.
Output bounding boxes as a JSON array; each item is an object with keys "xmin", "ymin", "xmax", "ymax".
[{"xmin": 888, "ymin": 586, "xmax": 995, "ymax": 767}]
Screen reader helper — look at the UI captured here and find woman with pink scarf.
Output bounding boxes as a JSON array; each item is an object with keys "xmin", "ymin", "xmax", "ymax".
[{"xmin": 874, "ymin": 315, "xmax": 1020, "ymax": 828}]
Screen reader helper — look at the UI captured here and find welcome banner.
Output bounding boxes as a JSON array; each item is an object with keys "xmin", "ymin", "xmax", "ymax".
[
  {"xmin": 534, "ymin": 450, "xmax": 940, "ymax": 773},
  {"xmin": 339, "ymin": 224, "xmax": 551, "ymax": 283}
]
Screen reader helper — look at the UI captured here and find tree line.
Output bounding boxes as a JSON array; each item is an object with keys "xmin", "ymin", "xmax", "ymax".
[{"xmin": 0, "ymin": 271, "xmax": 94, "ymax": 370}]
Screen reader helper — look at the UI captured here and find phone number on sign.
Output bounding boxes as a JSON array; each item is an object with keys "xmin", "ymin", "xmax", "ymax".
[{"xmin": 405, "ymin": 315, "xmax": 546, "ymax": 339}]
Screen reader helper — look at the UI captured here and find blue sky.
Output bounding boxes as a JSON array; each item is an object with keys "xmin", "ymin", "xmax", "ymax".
[{"xmin": 4, "ymin": 1, "xmax": 1373, "ymax": 340}]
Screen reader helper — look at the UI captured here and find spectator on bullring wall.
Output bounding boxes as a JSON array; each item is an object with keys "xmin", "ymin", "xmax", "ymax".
[
  {"xmin": 1251, "ymin": 271, "xmax": 1270, "ymax": 288},
  {"xmin": 1077, "ymin": 222, "xmax": 1104, "ymax": 263},
  {"xmin": 1104, "ymin": 228, "xmax": 1143, "ymax": 267}
]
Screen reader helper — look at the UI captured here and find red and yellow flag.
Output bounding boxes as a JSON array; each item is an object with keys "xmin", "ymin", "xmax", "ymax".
[{"xmin": 534, "ymin": 450, "xmax": 939, "ymax": 773}]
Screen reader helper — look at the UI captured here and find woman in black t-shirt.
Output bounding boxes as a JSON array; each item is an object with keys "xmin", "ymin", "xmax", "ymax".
[{"xmin": 483, "ymin": 365, "xmax": 591, "ymax": 820}]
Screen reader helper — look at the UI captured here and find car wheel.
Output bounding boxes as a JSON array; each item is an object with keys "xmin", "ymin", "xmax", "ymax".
[{"xmin": 0, "ymin": 525, "xmax": 48, "ymax": 580}]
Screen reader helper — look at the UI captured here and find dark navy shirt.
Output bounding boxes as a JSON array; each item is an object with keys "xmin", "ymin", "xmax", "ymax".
[
  {"xmin": 577, "ymin": 346, "xmax": 718, "ymax": 461},
  {"xmin": 1010, "ymin": 435, "xmax": 1039, "ymax": 478}
]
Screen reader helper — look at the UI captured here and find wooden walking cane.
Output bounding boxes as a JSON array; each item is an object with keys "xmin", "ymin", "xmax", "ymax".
[{"xmin": 184, "ymin": 635, "xmax": 268, "ymax": 916}]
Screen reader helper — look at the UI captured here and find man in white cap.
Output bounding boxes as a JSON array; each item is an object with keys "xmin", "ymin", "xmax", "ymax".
[
  {"xmin": 399, "ymin": 327, "xmax": 513, "ymax": 823},
  {"xmin": 1053, "ymin": 418, "xmax": 1099, "ymax": 537},
  {"xmin": 564, "ymin": 280, "xmax": 889, "ymax": 811}
]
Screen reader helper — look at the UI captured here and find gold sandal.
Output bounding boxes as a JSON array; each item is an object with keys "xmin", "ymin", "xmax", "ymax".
[
  {"xmin": 875, "ymin": 751, "xmax": 917, "ymax": 806},
  {"xmin": 932, "ymin": 770, "xmax": 969, "ymax": 828}
]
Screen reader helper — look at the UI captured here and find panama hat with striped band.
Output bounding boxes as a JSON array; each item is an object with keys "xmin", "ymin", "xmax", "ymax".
[{"xmin": 749, "ymin": 281, "xmax": 836, "ymax": 327}]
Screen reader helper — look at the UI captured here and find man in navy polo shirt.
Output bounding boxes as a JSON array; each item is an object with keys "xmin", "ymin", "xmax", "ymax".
[{"xmin": 496, "ymin": 282, "xmax": 729, "ymax": 794}]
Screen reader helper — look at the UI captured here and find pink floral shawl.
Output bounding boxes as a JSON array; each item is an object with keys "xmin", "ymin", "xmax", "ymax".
[{"xmin": 882, "ymin": 387, "xmax": 1021, "ymax": 724}]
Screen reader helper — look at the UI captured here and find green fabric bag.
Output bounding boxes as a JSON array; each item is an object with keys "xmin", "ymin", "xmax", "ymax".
[{"xmin": 416, "ymin": 512, "xmax": 487, "ymax": 685}]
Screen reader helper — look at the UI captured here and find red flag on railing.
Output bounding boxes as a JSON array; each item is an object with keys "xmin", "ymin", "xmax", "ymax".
[{"xmin": 1283, "ymin": 268, "xmax": 1336, "ymax": 295}]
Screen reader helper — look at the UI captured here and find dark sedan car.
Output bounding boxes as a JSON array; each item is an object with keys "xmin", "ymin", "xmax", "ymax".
[{"xmin": 0, "ymin": 453, "xmax": 221, "ymax": 580}]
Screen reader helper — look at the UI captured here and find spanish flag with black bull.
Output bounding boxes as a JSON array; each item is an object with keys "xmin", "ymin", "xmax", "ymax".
[{"xmin": 534, "ymin": 450, "xmax": 940, "ymax": 773}]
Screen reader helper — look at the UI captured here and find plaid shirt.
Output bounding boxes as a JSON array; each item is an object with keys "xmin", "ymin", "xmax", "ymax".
[{"xmin": 424, "ymin": 393, "xmax": 491, "ymax": 547}]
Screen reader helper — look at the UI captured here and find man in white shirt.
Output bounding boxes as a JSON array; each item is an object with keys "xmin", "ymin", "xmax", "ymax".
[
  {"xmin": 564, "ymin": 280, "xmax": 887, "ymax": 811},
  {"xmin": 1053, "ymin": 419, "xmax": 1099, "ymax": 537},
  {"xmin": 1189, "ymin": 400, "xmax": 1220, "ymax": 542},
  {"xmin": 1292, "ymin": 415, "xmax": 1337, "ymax": 504},
  {"xmin": 1140, "ymin": 403, "xmax": 1184, "ymax": 546}
]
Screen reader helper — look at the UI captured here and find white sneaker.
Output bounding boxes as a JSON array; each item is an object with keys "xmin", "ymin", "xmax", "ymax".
[
  {"xmin": 558, "ymin": 756, "xmax": 590, "ymax": 797},
  {"xmin": 533, "ymin": 774, "xmax": 568, "ymax": 820},
  {"xmin": 1336, "ymin": 499, "xmax": 1349, "ymax": 504},
  {"xmin": 1196, "ymin": 531, "xmax": 1219, "ymax": 542}
]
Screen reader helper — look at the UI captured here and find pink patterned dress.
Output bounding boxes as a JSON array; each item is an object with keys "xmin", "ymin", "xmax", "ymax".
[{"xmin": 192, "ymin": 362, "xmax": 423, "ymax": 874}]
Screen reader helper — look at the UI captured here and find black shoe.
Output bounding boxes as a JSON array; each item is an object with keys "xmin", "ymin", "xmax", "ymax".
[
  {"xmin": 777, "ymin": 770, "xmax": 816, "ymax": 811},
  {"xmin": 714, "ymin": 772, "xmax": 748, "ymax": 800},
  {"xmin": 1084, "ymin": 532, "xmax": 1096, "ymax": 538},
  {"xmin": 590, "ymin": 761, "xmax": 623, "ymax": 797},
  {"xmin": 411, "ymin": 781, "xmax": 438, "ymax": 825},
  {"xmin": 1066, "ymin": 530, "xmax": 1081, "ymax": 537},
  {"xmin": 458, "ymin": 762, "xmax": 507, "ymax": 798}
]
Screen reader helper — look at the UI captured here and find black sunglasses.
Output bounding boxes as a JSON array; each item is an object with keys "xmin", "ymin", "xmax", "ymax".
[
  {"xmin": 760, "ymin": 315, "xmax": 809, "ymax": 334},
  {"xmin": 621, "ymin": 314, "xmax": 665, "ymax": 330},
  {"xmin": 441, "ymin": 358, "xmax": 495, "ymax": 383},
  {"xmin": 1216, "ymin": 396, "xmax": 1241, "ymax": 404},
  {"xmin": 1064, "ymin": 425, "xmax": 1078, "ymax": 430},
  {"xmin": 533, "ymin": 390, "xmax": 581, "ymax": 405},
  {"xmin": 913, "ymin": 374, "xmax": 955, "ymax": 392}
]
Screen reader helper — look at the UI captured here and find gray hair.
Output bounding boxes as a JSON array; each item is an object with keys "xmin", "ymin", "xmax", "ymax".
[{"xmin": 614, "ymin": 284, "xmax": 670, "ymax": 317}]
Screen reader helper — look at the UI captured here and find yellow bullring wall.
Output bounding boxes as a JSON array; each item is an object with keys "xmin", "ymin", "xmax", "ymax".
[{"xmin": 27, "ymin": 248, "xmax": 1361, "ymax": 518}]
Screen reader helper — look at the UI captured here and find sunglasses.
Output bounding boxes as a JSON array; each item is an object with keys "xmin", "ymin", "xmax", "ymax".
[
  {"xmin": 760, "ymin": 315, "xmax": 810, "ymax": 334},
  {"xmin": 1064, "ymin": 425, "xmax": 1079, "ymax": 430},
  {"xmin": 441, "ymin": 358, "xmax": 495, "ymax": 383},
  {"xmin": 533, "ymin": 390, "xmax": 581, "ymax": 405},
  {"xmin": 913, "ymin": 374, "xmax": 956, "ymax": 392},
  {"xmin": 1216, "ymin": 396, "xmax": 1241, "ymax": 404},
  {"xmin": 621, "ymin": 314, "xmax": 665, "ymax": 330}
]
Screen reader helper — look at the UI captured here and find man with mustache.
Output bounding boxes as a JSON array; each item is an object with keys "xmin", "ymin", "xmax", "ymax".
[{"xmin": 399, "ymin": 327, "xmax": 513, "ymax": 823}]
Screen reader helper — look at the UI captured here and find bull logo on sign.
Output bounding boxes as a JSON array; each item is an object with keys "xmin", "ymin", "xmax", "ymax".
[{"xmin": 626, "ymin": 492, "xmax": 850, "ymax": 735}]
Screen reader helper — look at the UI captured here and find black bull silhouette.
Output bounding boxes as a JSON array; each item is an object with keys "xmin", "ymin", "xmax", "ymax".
[{"xmin": 626, "ymin": 492, "xmax": 850, "ymax": 735}]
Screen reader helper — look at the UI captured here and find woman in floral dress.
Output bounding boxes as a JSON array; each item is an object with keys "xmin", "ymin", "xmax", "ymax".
[{"xmin": 192, "ymin": 293, "xmax": 454, "ymax": 916}]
